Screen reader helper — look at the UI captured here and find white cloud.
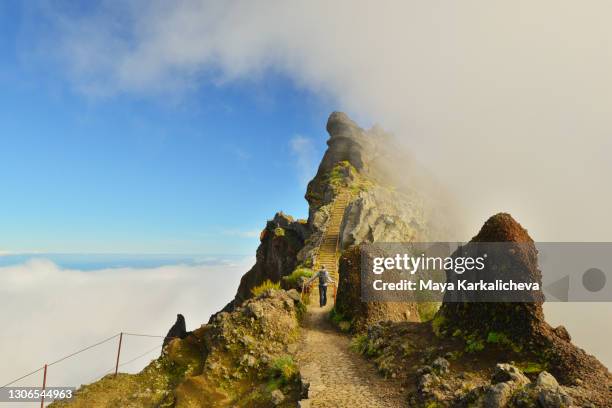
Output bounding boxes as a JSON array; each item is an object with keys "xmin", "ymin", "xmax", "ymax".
[
  {"xmin": 0, "ymin": 257, "xmax": 250, "ymax": 395},
  {"xmin": 38, "ymin": 0, "xmax": 612, "ymax": 241},
  {"xmin": 289, "ymin": 135, "xmax": 318, "ymax": 187}
]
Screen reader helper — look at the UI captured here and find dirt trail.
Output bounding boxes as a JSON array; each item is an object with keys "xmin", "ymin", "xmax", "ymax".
[
  {"xmin": 295, "ymin": 191, "xmax": 405, "ymax": 407},
  {"xmin": 295, "ymin": 302, "xmax": 406, "ymax": 407}
]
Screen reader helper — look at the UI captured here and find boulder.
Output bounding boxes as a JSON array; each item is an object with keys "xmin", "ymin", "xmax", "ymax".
[
  {"xmin": 162, "ymin": 314, "xmax": 188, "ymax": 350},
  {"xmin": 334, "ymin": 245, "xmax": 420, "ymax": 332},
  {"xmin": 432, "ymin": 357, "xmax": 450, "ymax": 376},
  {"xmin": 483, "ymin": 382, "xmax": 513, "ymax": 408},
  {"xmin": 491, "ymin": 364, "xmax": 530, "ymax": 386},
  {"xmin": 536, "ymin": 371, "xmax": 559, "ymax": 389}
]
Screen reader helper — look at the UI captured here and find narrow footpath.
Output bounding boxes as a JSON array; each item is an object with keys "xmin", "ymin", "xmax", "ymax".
[
  {"xmin": 295, "ymin": 192, "xmax": 406, "ymax": 407},
  {"xmin": 295, "ymin": 303, "xmax": 406, "ymax": 407}
]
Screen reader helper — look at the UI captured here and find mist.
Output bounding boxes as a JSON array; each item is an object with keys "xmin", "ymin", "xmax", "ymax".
[{"xmin": 0, "ymin": 257, "xmax": 248, "ymax": 404}]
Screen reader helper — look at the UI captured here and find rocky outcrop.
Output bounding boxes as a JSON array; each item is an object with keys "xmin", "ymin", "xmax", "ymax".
[
  {"xmin": 436, "ymin": 213, "xmax": 546, "ymax": 346},
  {"xmin": 53, "ymin": 290, "xmax": 306, "ymax": 408},
  {"xmin": 230, "ymin": 212, "xmax": 309, "ymax": 307},
  {"xmin": 305, "ymin": 112, "xmax": 374, "ymax": 212},
  {"xmin": 334, "ymin": 245, "xmax": 420, "ymax": 332},
  {"xmin": 339, "ymin": 186, "xmax": 428, "ymax": 247},
  {"xmin": 162, "ymin": 314, "xmax": 188, "ymax": 350},
  {"xmin": 432, "ymin": 212, "xmax": 612, "ymax": 405}
]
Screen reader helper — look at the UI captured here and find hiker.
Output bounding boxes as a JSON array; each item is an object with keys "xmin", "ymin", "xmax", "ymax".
[{"xmin": 306, "ymin": 265, "xmax": 335, "ymax": 307}]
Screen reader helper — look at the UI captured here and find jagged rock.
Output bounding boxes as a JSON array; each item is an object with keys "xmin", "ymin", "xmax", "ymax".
[
  {"xmin": 246, "ymin": 302, "xmax": 265, "ymax": 319},
  {"xmin": 286, "ymin": 289, "xmax": 302, "ymax": 303},
  {"xmin": 162, "ymin": 314, "xmax": 188, "ymax": 350},
  {"xmin": 228, "ymin": 212, "xmax": 308, "ymax": 308},
  {"xmin": 536, "ymin": 371, "xmax": 559, "ymax": 389},
  {"xmin": 432, "ymin": 357, "xmax": 450, "ymax": 375},
  {"xmin": 270, "ymin": 389, "xmax": 285, "ymax": 405},
  {"xmin": 483, "ymin": 382, "xmax": 513, "ymax": 408},
  {"xmin": 491, "ymin": 364, "xmax": 530, "ymax": 386},
  {"xmin": 538, "ymin": 387, "xmax": 572, "ymax": 408},
  {"xmin": 240, "ymin": 354, "xmax": 257, "ymax": 368},
  {"xmin": 305, "ymin": 112, "xmax": 372, "ymax": 210},
  {"xmin": 339, "ymin": 186, "xmax": 427, "ymax": 248},
  {"xmin": 335, "ymin": 245, "xmax": 420, "ymax": 332},
  {"xmin": 553, "ymin": 325, "xmax": 571, "ymax": 342},
  {"xmin": 418, "ymin": 373, "xmax": 438, "ymax": 395}
]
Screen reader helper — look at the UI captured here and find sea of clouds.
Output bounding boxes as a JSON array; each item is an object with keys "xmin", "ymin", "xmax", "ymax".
[{"xmin": 0, "ymin": 256, "xmax": 249, "ymax": 402}]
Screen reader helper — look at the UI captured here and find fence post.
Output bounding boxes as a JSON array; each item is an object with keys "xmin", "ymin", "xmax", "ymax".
[
  {"xmin": 114, "ymin": 332, "xmax": 123, "ymax": 378},
  {"xmin": 40, "ymin": 364, "xmax": 47, "ymax": 408}
]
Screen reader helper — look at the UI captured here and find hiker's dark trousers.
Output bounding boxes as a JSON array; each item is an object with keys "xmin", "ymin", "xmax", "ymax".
[{"xmin": 319, "ymin": 285, "xmax": 327, "ymax": 307}]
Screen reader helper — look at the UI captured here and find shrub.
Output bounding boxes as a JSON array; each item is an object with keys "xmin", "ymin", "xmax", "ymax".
[
  {"xmin": 350, "ymin": 334, "xmax": 369, "ymax": 355},
  {"xmin": 270, "ymin": 356, "xmax": 298, "ymax": 384},
  {"xmin": 273, "ymin": 227, "xmax": 285, "ymax": 237},
  {"xmin": 251, "ymin": 280, "xmax": 280, "ymax": 297},
  {"xmin": 282, "ymin": 267, "xmax": 313, "ymax": 288},
  {"xmin": 350, "ymin": 334, "xmax": 379, "ymax": 357},
  {"xmin": 465, "ymin": 335, "xmax": 485, "ymax": 353},
  {"xmin": 486, "ymin": 331, "xmax": 522, "ymax": 352},
  {"xmin": 418, "ymin": 302, "xmax": 440, "ymax": 322}
]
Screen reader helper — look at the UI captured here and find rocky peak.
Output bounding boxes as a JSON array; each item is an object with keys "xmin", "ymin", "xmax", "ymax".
[
  {"xmin": 472, "ymin": 212, "xmax": 534, "ymax": 243},
  {"xmin": 436, "ymin": 213, "xmax": 545, "ymax": 344},
  {"xmin": 322, "ymin": 111, "xmax": 371, "ymax": 172}
]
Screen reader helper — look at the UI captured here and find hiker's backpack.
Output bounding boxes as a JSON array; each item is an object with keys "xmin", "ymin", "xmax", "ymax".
[{"xmin": 319, "ymin": 270, "xmax": 328, "ymax": 285}]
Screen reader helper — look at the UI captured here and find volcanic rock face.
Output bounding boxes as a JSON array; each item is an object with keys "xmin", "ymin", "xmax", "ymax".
[
  {"xmin": 230, "ymin": 111, "xmax": 435, "ymax": 309},
  {"xmin": 306, "ymin": 112, "xmax": 373, "ymax": 211},
  {"xmin": 437, "ymin": 213, "xmax": 546, "ymax": 343},
  {"xmin": 335, "ymin": 245, "xmax": 420, "ymax": 332},
  {"xmin": 231, "ymin": 212, "xmax": 308, "ymax": 306},
  {"xmin": 163, "ymin": 314, "xmax": 188, "ymax": 350},
  {"xmin": 339, "ymin": 186, "xmax": 427, "ymax": 247},
  {"xmin": 435, "ymin": 212, "xmax": 612, "ymax": 404}
]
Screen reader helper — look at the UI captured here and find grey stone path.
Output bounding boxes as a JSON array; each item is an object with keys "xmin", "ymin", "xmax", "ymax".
[{"xmin": 295, "ymin": 303, "xmax": 406, "ymax": 408}]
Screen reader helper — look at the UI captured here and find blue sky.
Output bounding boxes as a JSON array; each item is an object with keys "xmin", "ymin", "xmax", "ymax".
[
  {"xmin": 0, "ymin": 3, "xmax": 336, "ymax": 255},
  {"xmin": 2, "ymin": 0, "xmax": 612, "ymax": 253}
]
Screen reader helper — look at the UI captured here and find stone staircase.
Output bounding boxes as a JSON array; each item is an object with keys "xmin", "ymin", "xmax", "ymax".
[{"xmin": 314, "ymin": 192, "xmax": 351, "ymax": 280}]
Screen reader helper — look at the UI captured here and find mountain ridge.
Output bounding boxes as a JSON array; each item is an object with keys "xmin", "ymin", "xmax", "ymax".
[{"xmin": 51, "ymin": 112, "xmax": 611, "ymax": 408}]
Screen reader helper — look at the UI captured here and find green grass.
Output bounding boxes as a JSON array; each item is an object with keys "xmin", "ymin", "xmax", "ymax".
[
  {"xmin": 486, "ymin": 331, "xmax": 523, "ymax": 353},
  {"xmin": 282, "ymin": 267, "xmax": 313, "ymax": 287},
  {"xmin": 350, "ymin": 334, "xmax": 380, "ymax": 357},
  {"xmin": 418, "ymin": 302, "xmax": 440, "ymax": 322},
  {"xmin": 465, "ymin": 337, "xmax": 485, "ymax": 353},
  {"xmin": 251, "ymin": 280, "xmax": 281, "ymax": 297},
  {"xmin": 517, "ymin": 361, "xmax": 547, "ymax": 374},
  {"xmin": 269, "ymin": 356, "xmax": 298, "ymax": 384}
]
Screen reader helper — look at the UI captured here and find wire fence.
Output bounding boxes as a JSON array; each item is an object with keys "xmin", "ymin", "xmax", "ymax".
[{"xmin": 0, "ymin": 331, "xmax": 179, "ymax": 406}]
